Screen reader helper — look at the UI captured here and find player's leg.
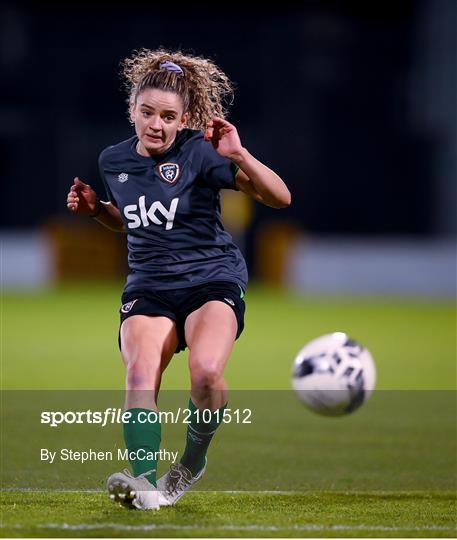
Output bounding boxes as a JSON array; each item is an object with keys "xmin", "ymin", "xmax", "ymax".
[
  {"xmin": 157, "ymin": 301, "xmax": 237, "ymax": 505},
  {"xmin": 121, "ymin": 314, "xmax": 178, "ymax": 410},
  {"xmin": 121, "ymin": 314, "xmax": 178, "ymax": 483},
  {"xmin": 183, "ymin": 300, "xmax": 237, "ymax": 471},
  {"xmin": 108, "ymin": 314, "xmax": 178, "ymax": 510}
]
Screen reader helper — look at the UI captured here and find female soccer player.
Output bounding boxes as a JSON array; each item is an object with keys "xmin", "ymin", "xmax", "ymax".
[{"xmin": 66, "ymin": 48, "xmax": 290, "ymax": 510}]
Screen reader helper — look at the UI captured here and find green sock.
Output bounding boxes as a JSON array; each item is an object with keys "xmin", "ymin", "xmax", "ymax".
[
  {"xmin": 180, "ymin": 399, "xmax": 226, "ymax": 476},
  {"xmin": 123, "ymin": 408, "xmax": 161, "ymax": 486}
]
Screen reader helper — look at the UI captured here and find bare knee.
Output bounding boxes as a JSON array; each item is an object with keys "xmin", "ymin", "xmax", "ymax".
[
  {"xmin": 120, "ymin": 316, "xmax": 178, "ymax": 391},
  {"xmin": 125, "ymin": 357, "xmax": 161, "ymax": 391},
  {"xmin": 190, "ymin": 356, "xmax": 226, "ymax": 391}
]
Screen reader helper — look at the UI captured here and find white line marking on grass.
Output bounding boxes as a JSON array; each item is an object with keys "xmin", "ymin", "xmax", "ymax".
[
  {"xmin": 1, "ymin": 523, "xmax": 455, "ymax": 533},
  {"xmin": 2, "ymin": 488, "xmax": 456, "ymax": 496},
  {"xmin": 1, "ymin": 488, "xmax": 101, "ymax": 493},
  {"xmin": 220, "ymin": 490, "xmax": 306, "ymax": 494},
  {"xmin": 1, "ymin": 488, "xmax": 303, "ymax": 494}
]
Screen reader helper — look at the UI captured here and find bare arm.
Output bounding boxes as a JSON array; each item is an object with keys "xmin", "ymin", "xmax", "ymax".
[
  {"xmin": 92, "ymin": 200, "xmax": 126, "ymax": 232},
  {"xmin": 204, "ymin": 118, "xmax": 291, "ymax": 209},
  {"xmin": 66, "ymin": 177, "xmax": 125, "ymax": 232},
  {"xmin": 233, "ymin": 152, "xmax": 290, "ymax": 208}
]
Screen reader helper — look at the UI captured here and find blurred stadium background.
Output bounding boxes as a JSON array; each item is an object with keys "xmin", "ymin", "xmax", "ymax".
[
  {"xmin": 1, "ymin": 1, "xmax": 455, "ymax": 384},
  {"xmin": 2, "ymin": 1, "xmax": 455, "ymax": 292}
]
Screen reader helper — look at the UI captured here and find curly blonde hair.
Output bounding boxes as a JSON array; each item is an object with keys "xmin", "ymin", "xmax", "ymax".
[{"xmin": 121, "ymin": 48, "xmax": 235, "ymax": 130}]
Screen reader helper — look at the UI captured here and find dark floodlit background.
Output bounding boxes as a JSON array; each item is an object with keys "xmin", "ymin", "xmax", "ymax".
[{"xmin": 1, "ymin": 1, "xmax": 455, "ymax": 294}]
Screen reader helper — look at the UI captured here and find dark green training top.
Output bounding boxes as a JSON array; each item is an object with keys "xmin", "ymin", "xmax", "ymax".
[{"xmin": 99, "ymin": 128, "xmax": 248, "ymax": 294}]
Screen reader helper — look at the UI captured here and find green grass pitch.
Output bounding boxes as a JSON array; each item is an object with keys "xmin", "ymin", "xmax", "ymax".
[{"xmin": 1, "ymin": 283, "xmax": 456, "ymax": 537}]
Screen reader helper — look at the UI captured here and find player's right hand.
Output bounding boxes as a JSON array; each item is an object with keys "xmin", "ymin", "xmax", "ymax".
[{"xmin": 66, "ymin": 177, "xmax": 99, "ymax": 216}]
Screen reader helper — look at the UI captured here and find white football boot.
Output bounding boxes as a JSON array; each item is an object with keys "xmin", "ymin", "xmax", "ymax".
[
  {"xmin": 157, "ymin": 459, "xmax": 206, "ymax": 506},
  {"xmin": 107, "ymin": 469, "xmax": 159, "ymax": 510}
]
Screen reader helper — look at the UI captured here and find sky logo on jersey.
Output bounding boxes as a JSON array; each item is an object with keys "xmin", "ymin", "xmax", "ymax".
[
  {"xmin": 124, "ymin": 196, "xmax": 179, "ymax": 230},
  {"xmin": 158, "ymin": 163, "xmax": 180, "ymax": 183}
]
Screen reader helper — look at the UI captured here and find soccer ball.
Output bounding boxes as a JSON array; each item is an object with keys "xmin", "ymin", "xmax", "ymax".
[{"xmin": 292, "ymin": 332, "xmax": 376, "ymax": 416}]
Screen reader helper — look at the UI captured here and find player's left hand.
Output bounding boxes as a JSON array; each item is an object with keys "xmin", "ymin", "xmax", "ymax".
[{"xmin": 204, "ymin": 117, "xmax": 243, "ymax": 159}]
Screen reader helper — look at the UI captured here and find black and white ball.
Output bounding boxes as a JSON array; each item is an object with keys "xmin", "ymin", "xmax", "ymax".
[{"xmin": 292, "ymin": 332, "xmax": 376, "ymax": 416}]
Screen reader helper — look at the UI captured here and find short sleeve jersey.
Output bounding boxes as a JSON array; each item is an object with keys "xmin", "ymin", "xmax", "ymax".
[{"xmin": 98, "ymin": 128, "xmax": 248, "ymax": 294}]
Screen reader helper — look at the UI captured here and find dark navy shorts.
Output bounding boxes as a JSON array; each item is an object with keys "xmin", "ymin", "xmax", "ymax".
[{"xmin": 119, "ymin": 281, "xmax": 246, "ymax": 353}]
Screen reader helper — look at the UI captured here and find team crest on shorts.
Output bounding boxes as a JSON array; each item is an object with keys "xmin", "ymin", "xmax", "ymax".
[
  {"xmin": 158, "ymin": 163, "xmax": 180, "ymax": 184},
  {"xmin": 121, "ymin": 299, "xmax": 138, "ymax": 313}
]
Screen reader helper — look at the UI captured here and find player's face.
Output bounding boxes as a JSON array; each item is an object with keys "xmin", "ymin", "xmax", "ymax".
[{"xmin": 131, "ymin": 88, "xmax": 188, "ymax": 156}]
